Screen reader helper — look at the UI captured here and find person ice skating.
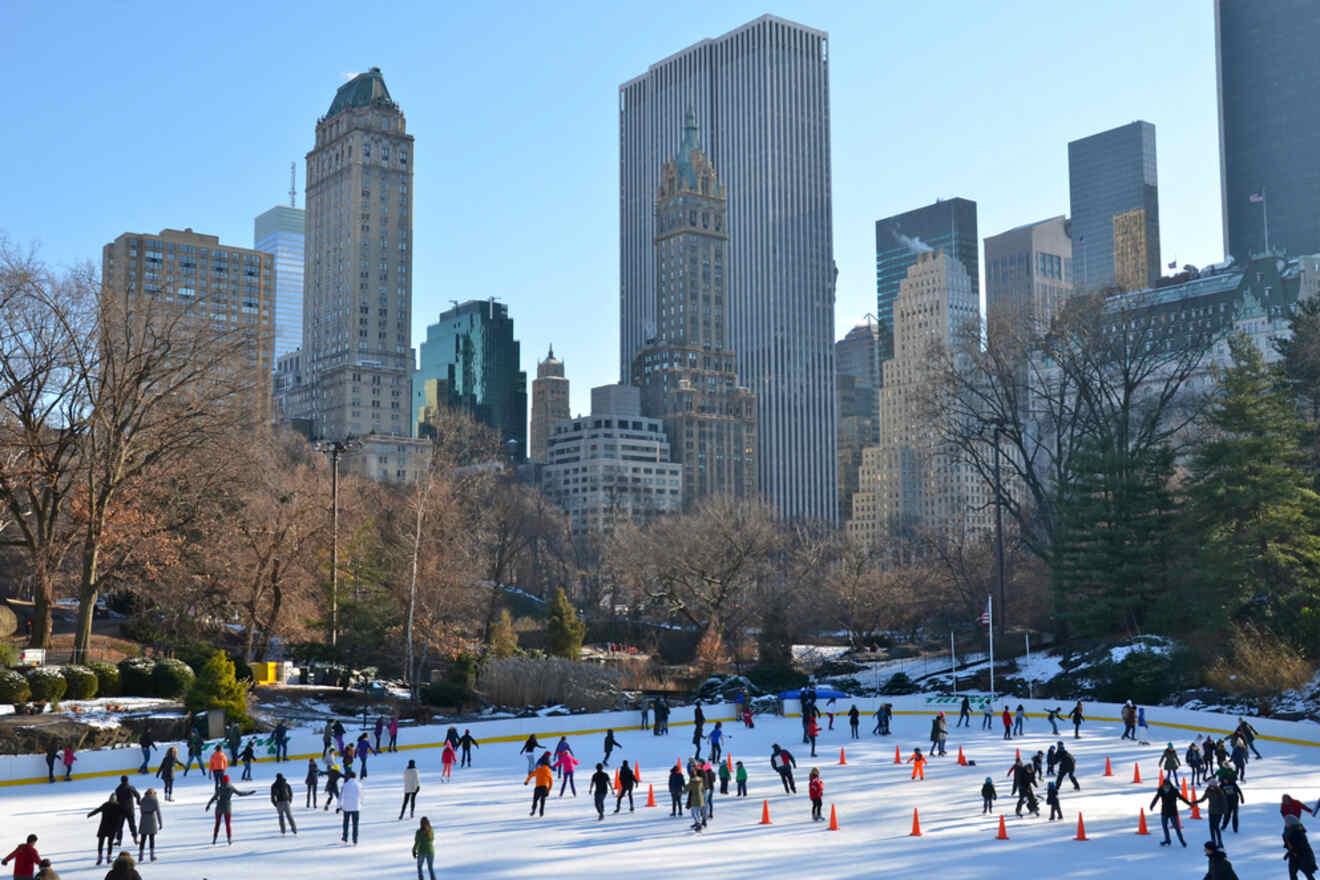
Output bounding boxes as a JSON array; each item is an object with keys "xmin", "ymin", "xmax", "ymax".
[
  {"xmin": 552, "ymin": 736, "xmax": 573, "ymax": 776},
  {"xmin": 332, "ymin": 719, "xmax": 346, "ymax": 756},
  {"xmin": 205, "ymin": 774, "xmax": 254, "ymax": 845},
  {"xmin": 1285, "ymin": 795, "xmax": 1317, "ymax": 820},
  {"xmin": 1012, "ymin": 760, "xmax": 1038, "ymax": 816},
  {"xmin": 685, "ymin": 770, "xmax": 706, "ymax": 832},
  {"xmin": 742, "ymin": 706, "xmax": 755, "ymax": 728},
  {"xmin": 694, "ymin": 703, "xmax": 706, "ymax": 741},
  {"xmin": 1069, "ymin": 701, "xmax": 1084, "ymax": 738},
  {"xmin": 343, "ymin": 743, "xmax": 356, "ymax": 768},
  {"xmin": 270, "ymin": 773, "xmax": 297, "ymax": 836},
  {"xmin": 103, "ymin": 851, "xmax": 141, "ymax": 880},
  {"xmin": 136, "ymin": 789, "xmax": 161, "ymax": 862},
  {"xmin": 520, "ymin": 734, "xmax": 542, "ymax": 774},
  {"xmin": 586, "ymin": 763, "xmax": 611, "ymax": 820},
  {"xmin": 2, "ymin": 835, "xmax": 39, "ymax": 880},
  {"xmin": 1236, "ymin": 718, "xmax": 1263, "ymax": 760},
  {"xmin": 667, "ymin": 763, "xmax": 685, "ymax": 816},
  {"xmin": 1150, "ymin": 778, "xmax": 1192, "ymax": 847},
  {"xmin": 388, "ymin": 714, "xmax": 400, "ymax": 752},
  {"xmin": 708, "ymin": 721, "xmax": 724, "ymax": 763},
  {"xmin": 444, "ymin": 726, "xmax": 460, "ymax": 753},
  {"xmin": 355, "ymin": 732, "xmax": 373, "ymax": 778},
  {"xmin": 273, "ymin": 722, "xmax": 289, "ymax": 762},
  {"xmin": 1202, "ymin": 841, "xmax": 1240, "ymax": 880},
  {"xmin": 1054, "ymin": 742, "xmax": 1080, "ymax": 791},
  {"xmin": 640, "ymin": 701, "xmax": 650, "ymax": 732},
  {"xmin": 1121, "ymin": 701, "xmax": 1136, "ymax": 740},
  {"xmin": 61, "ymin": 746, "xmax": 75, "ymax": 782},
  {"xmin": 1188, "ymin": 741, "xmax": 1205, "ymax": 786},
  {"xmin": 614, "ymin": 760, "xmax": 637, "ymax": 813},
  {"xmin": 208, "ymin": 744, "xmax": 228, "ymax": 790},
  {"xmin": 44, "ymin": 744, "xmax": 58, "ymax": 785},
  {"xmin": 373, "ymin": 716, "xmax": 385, "ymax": 753},
  {"xmin": 155, "ymin": 746, "xmax": 184, "ymax": 801},
  {"xmin": 136, "ymin": 730, "xmax": 154, "ymax": 776},
  {"xmin": 459, "ymin": 729, "xmax": 479, "ymax": 767},
  {"xmin": 400, "ymin": 760, "xmax": 420, "ymax": 819},
  {"xmin": 771, "ymin": 744, "xmax": 798, "ymax": 793},
  {"xmin": 735, "ymin": 760, "xmax": 748, "ymax": 797},
  {"xmin": 718, "ymin": 758, "xmax": 730, "ymax": 794},
  {"xmin": 555, "ymin": 748, "xmax": 578, "ymax": 797},
  {"xmin": 935, "ymin": 712, "xmax": 948, "ymax": 756},
  {"xmin": 226, "ymin": 723, "xmax": 242, "ymax": 765},
  {"xmin": 808, "ymin": 716, "xmax": 821, "ymax": 757},
  {"xmin": 305, "ymin": 759, "xmax": 321, "ymax": 809},
  {"xmin": 412, "ymin": 817, "xmax": 436, "ymax": 880},
  {"xmin": 1229, "ymin": 736, "xmax": 1248, "ymax": 780},
  {"xmin": 440, "ymin": 742, "xmax": 457, "ymax": 782},
  {"xmin": 1285, "ymin": 814, "xmax": 1318, "ymax": 880},
  {"xmin": 1195, "ymin": 779, "xmax": 1228, "ymax": 849},
  {"xmin": 1204, "ymin": 737, "xmax": 1217, "ymax": 774},
  {"xmin": 1001, "ymin": 706, "xmax": 1013, "ymax": 740},
  {"xmin": 525, "ymin": 761, "xmax": 553, "ymax": 817},
  {"xmin": 1045, "ymin": 706, "xmax": 1062, "ymax": 735},
  {"xmin": 1137, "ymin": 706, "xmax": 1151, "ymax": 744},
  {"xmin": 1046, "ymin": 745, "xmax": 1057, "ymax": 777},
  {"xmin": 321, "ymin": 721, "xmax": 334, "ymax": 759},
  {"xmin": 239, "ymin": 739, "xmax": 256, "ymax": 781},
  {"xmin": 701, "ymin": 761, "xmax": 716, "ymax": 822},
  {"xmin": 1014, "ymin": 704, "xmax": 1026, "ymax": 737},
  {"xmin": 602, "ymin": 729, "xmax": 621, "ymax": 766},
  {"xmin": 981, "ymin": 777, "xmax": 997, "ymax": 814},
  {"xmin": 982, "ymin": 701, "xmax": 994, "ymax": 730},
  {"xmin": 1216, "ymin": 738, "xmax": 1230, "ymax": 772},
  {"xmin": 113, "ymin": 777, "xmax": 141, "ymax": 847},
  {"xmin": 1045, "ymin": 780, "xmax": 1063, "ymax": 821},
  {"xmin": 339, "ymin": 771, "xmax": 362, "ymax": 845},
  {"xmin": 322, "ymin": 763, "xmax": 344, "ymax": 813},
  {"xmin": 808, "ymin": 768, "xmax": 824, "ymax": 821},
  {"xmin": 907, "ymin": 747, "xmax": 927, "ymax": 782},
  {"xmin": 88, "ymin": 798, "xmax": 122, "ymax": 866},
  {"xmin": 1032, "ymin": 750, "xmax": 1045, "ymax": 782},
  {"xmin": 957, "ymin": 696, "xmax": 971, "ymax": 728},
  {"xmin": 848, "ymin": 705, "xmax": 860, "ymax": 739},
  {"xmin": 1221, "ymin": 772, "xmax": 1245, "ymax": 834}
]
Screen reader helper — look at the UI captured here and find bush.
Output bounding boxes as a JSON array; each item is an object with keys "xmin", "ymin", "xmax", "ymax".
[
  {"xmin": 489, "ymin": 609, "xmax": 518, "ymax": 659},
  {"xmin": 0, "ymin": 641, "xmax": 18, "ymax": 668},
  {"xmin": 1204, "ymin": 625, "xmax": 1312, "ymax": 698},
  {"xmin": 1092, "ymin": 647, "xmax": 1197, "ymax": 705},
  {"xmin": 0, "ymin": 669, "xmax": 31, "ymax": 703},
  {"xmin": 185, "ymin": 650, "xmax": 252, "ymax": 729},
  {"xmin": 174, "ymin": 640, "xmax": 222, "ymax": 674},
  {"xmin": 87, "ymin": 661, "xmax": 120, "ymax": 697},
  {"xmin": 880, "ymin": 671, "xmax": 918, "ymax": 695},
  {"xmin": 546, "ymin": 588, "xmax": 587, "ymax": 660},
  {"xmin": 423, "ymin": 681, "xmax": 468, "ymax": 709},
  {"xmin": 887, "ymin": 644, "xmax": 920, "ymax": 660},
  {"xmin": 117, "ymin": 657, "xmax": 157, "ymax": 696},
  {"xmin": 61, "ymin": 665, "xmax": 98, "ymax": 700},
  {"xmin": 151, "ymin": 658, "xmax": 195, "ymax": 698},
  {"xmin": 25, "ymin": 667, "xmax": 66, "ymax": 702}
]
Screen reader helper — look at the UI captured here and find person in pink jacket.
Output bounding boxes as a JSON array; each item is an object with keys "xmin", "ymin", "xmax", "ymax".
[
  {"xmin": 387, "ymin": 716, "xmax": 400, "ymax": 753},
  {"xmin": 61, "ymin": 747, "xmax": 76, "ymax": 781},
  {"xmin": 555, "ymin": 750, "xmax": 579, "ymax": 797},
  {"xmin": 440, "ymin": 743, "xmax": 457, "ymax": 781}
]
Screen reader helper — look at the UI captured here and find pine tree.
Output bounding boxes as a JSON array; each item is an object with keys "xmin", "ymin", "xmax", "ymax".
[
  {"xmin": 546, "ymin": 588, "xmax": 586, "ymax": 660},
  {"xmin": 489, "ymin": 608, "xmax": 518, "ymax": 659},
  {"xmin": 184, "ymin": 650, "xmax": 252, "ymax": 729}
]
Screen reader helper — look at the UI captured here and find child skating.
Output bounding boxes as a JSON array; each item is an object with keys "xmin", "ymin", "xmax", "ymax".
[{"xmin": 808, "ymin": 768, "xmax": 824, "ymax": 821}]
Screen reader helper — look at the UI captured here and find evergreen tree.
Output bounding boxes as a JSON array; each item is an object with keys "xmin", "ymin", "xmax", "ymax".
[
  {"xmin": 488, "ymin": 608, "xmax": 518, "ymax": 658},
  {"xmin": 1185, "ymin": 334, "xmax": 1320, "ymax": 648},
  {"xmin": 184, "ymin": 650, "xmax": 252, "ymax": 729},
  {"xmin": 545, "ymin": 588, "xmax": 586, "ymax": 660}
]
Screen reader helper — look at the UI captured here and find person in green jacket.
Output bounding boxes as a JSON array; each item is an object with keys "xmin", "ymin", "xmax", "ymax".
[
  {"xmin": 685, "ymin": 771, "xmax": 706, "ymax": 832},
  {"xmin": 735, "ymin": 760, "xmax": 748, "ymax": 797},
  {"xmin": 204, "ymin": 775, "xmax": 254, "ymax": 845},
  {"xmin": 718, "ymin": 760, "xmax": 731, "ymax": 794},
  {"xmin": 412, "ymin": 816, "xmax": 435, "ymax": 880}
]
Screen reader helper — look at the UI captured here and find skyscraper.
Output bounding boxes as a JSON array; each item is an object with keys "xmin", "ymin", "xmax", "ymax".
[
  {"xmin": 632, "ymin": 111, "xmax": 757, "ymax": 510},
  {"xmin": 254, "ymin": 204, "xmax": 305, "ymax": 364},
  {"xmin": 835, "ymin": 322, "xmax": 880, "ymax": 522},
  {"xmin": 1217, "ymin": 0, "xmax": 1320, "ymax": 261},
  {"xmin": 619, "ymin": 14, "xmax": 836, "ymax": 522},
  {"xmin": 984, "ymin": 216, "xmax": 1073, "ymax": 334},
  {"xmin": 874, "ymin": 198, "xmax": 978, "ymax": 367},
  {"xmin": 530, "ymin": 345, "xmax": 570, "ymax": 464},
  {"xmin": 1068, "ymin": 121, "xmax": 1161, "ymax": 291},
  {"xmin": 414, "ymin": 299, "xmax": 527, "ymax": 459},
  {"xmin": 303, "ymin": 67, "xmax": 414, "ymax": 443}
]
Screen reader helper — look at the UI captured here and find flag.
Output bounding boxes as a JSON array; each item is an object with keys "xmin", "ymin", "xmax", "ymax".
[
  {"xmin": 978, "ymin": 598, "xmax": 991, "ymax": 626},
  {"xmin": 1168, "ymin": 260, "xmax": 1177, "ymax": 269},
  {"xmin": 1249, "ymin": 192, "xmax": 1265, "ymax": 204}
]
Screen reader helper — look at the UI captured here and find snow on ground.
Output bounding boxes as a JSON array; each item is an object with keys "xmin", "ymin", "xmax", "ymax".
[{"xmin": 4, "ymin": 704, "xmax": 1317, "ymax": 878}]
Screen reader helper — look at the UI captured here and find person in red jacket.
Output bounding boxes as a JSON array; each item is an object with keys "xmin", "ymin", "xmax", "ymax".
[
  {"xmin": 2, "ymin": 834, "xmax": 40, "ymax": 880},
  {"xmin": 806, "ymin": 717, "xmax": 821, "ymax": 757},
  {"xmin": 1001, "ymin": 706, "xmax": 1013, "ymax": 740},
  {"xmin": 1283, "ymin": 794, "xmax": 1316, "ymax": 820},
  {"xmin": 807, "ymin": 769, "xmax": 824, "ymax": 821},
  {"xmin": 440, "ymin": 743, "xmax": 457, "ymax": 781}
]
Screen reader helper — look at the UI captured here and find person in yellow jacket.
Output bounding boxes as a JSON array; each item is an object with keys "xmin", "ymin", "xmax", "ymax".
[
  {"xmin": 207, "ymin": 746, "xmax": 229, "ymax": 790},
  {"xmin": 525, "ymin": 764, "xmax": 553, "ymax": 817}
]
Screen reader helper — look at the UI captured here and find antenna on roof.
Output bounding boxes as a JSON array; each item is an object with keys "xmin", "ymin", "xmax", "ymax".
[{"xmin": 289, "ymin": 162, "xmax": 297, "ymax": 208}]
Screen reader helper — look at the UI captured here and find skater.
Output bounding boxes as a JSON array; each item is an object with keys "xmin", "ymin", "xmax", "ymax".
[
  {"xmin": 459, "ymin": 729, "xmax": 479, "ymax": 767},
  {"xmin": 1121, "ymin": 701, "xmax": 1136, "ymax": 740},
  {"xmin": 667, "ymin": 763, "xmax": 685, "ymax": 816},
  {"xmin": 412, "ymin": 817, "xmax": 436, "ymax": 880},
  {"xmin": 771, "ymin": 744, "xmax": 798, "ymax": 793},
  {"xmin": 61, "ymin": 746, "xmax": 75, "ymax": 781},
  {"xmin": 273, "ymin": 722, "xmax": 289, "ymax": 762},
  {"xmin": 1045, "ymin": 706, "xmax": 1062, "ymax": 735},
  {"xmin": 981, "ymin": 776, "xmax": 997, "ymax": 814},
  {"xmin": 640, "ymin": 701, "xmax": 650, "ymax": 732},
  {"xmin": 694, "ymin": 703, "xmax": 705, "ymax": 741},
  {"xmin": 1001, "ymin": 705, "xmax": 1013, "ymax": 740},
  {"xmin": 305, "ymin": 758, "xmax": 321, "ymax": 809},
  {"xmin": 520, "ymin": 734, "xmax": 542, "ymax": 774},
  {"xmin": 708, "ymin": 721, "xmax": 724, "ymax": 763},
  {"xmin": 1055, "ymin": 741, "xmax": 1080, "ymax": 791},
  {"xmin": 1195, "ymin": 779, "xmax": 1228, "ymax": 849},
  {"xmin": 400, "ymin": 760, "xmax": 420, "ymax": 819},
  {"xmin": 154, "ymin": 747, "xmax": 184, "ymax": 801},
  {"xmin": 1137, "ymin": 706, "xmax": 1151, "ymax": 743},
  {"xmin": 1230, "ymin": 736, "xmax": 1248, "ymax": 780},
  {"xmin": 440, "ymin": 742, "xmax": 457, "ymax": 782},
  {"xmin": 88, "ymin": 797, "xmax": 122, "ymax": 866},
  {"xmin": 808, "ymin": 768, "xmax": 824, "ymax": 821},
  {"xmin": 614, "ymin": 761, "xmax": 637, "ymax": 813},
  {"xmin": 718, "ymin": 757, "xmax": 730, "ymax": 794},
  {"xmin": 136, "ymin": 789, "xmax": 161, "ymax": 863},
  {"xmin": 982, "ymin": 701, "xmax": 994, "ymax": 730},
  {"xmin": 113, "ymin": 776, "xmax": 141, "ymax": 847},
  {"xmin": 1150, "ymin": 778, "xmax": 1192, "ymax": 847},
  {"xmin": 1014, "ymin": 704, "xmax": 1026, "ymax": 737},
  {"xmin": 742, "ymin": 706, "xmax": 755, "ymax": 728},
  {"xmin": 31, "ymin": 860, "xmax": 53, "ymax": 880},
  {"xmin": 848, "ymin": 705, "xmax": 860, "ymax": 739},
  {"xmin": 270, "ymin": 772, "xmax": 297, "ymax": 835},
  {"xmin": 1013, "ymin": 761, "xmax": 1038, "ymax": 816},
  {"xmin": 339, "ymin": 771, "xmax": 362, "ymax": 845},
  {"xmin": 1046, "ymin": 745, "xmax": 1057, "ymax": 777},
  {"xmin": 735, "ymin": 760, "xmax": 748, "ymax": 797},
  {"xmin": 444, "ymin": 727, "xmax": 461, "ymax": 752},
  {"xmin": 702, "ymin": 760, "xmax": 716, "ymax": 823},
  {"xmin": 525, "ymin": 761, "xmax": 552, "ymax": 817},
  {"xmin": 226, "ymin": 724, "xmax": 241, "ymax": 765},
  {"xmin": 1045, "ymin": 779, "xmax": 1062, "ymax": 821},
  {"xmin": 934, "ymin": 712, "xmax": 948, "ymax": 756},
  {"xmin": 44, "ymin": 743, "xmax": 58, "ymax": 784},
  {"xmin": 826, "ymin": 698, "xmax": 836, "ymax": 731},
  {"xmin": 552, "ymin": 736, "xmax": 574, "ymax": 776},
  {"xmin": 685, "ymin": 769, "xmax": 705, "ymax": 832},
  {"xmin": 658, "ymin": 697, "xmax": 670, "ymax": 735},
  {"xmin": 1203, "ymin": 737, "xmax": 1217, "ymax": 774},
  {"xmin": 1285, "ymin": 814, "xmax": 1318, "ymax": 880},
  {"xmin": 373, "ymin": 716, "xmax": 385, "ymax": 753},
  {"xmin": 555, "ymin": 748, "xmax": 578, "ymax": 797},
  {"xmin": 1069, "ymin": 701, "xmax": 1084, "ymax": 738},
  {"xmin": 204, "ymin": 774, "xmax": 254, "ymax": 846},
  {"xmin": 137, "ymin": 730, "xmax": 154, "ymax": 776},
  {"xmin": 388, "ymin": 714, "xmax": 400, "ymax": 752},
  {"xmin": 322, "ymin": 763, "xmax": 344, "ymax": 812},
  {"xmin": 808, "ymin": 716, "xmax": 821, "ymax": 758},
  {"xmin": 1221, "ymin": 773, "xmax": 1245, "ymax": 834},
  {"xmin": 907, "ymin": 747, "xmax": 928, "ymax": 782},
  {"xmin": 1160, "ymin": 742, "xmax": 1181, "ymax": 786},
  {"xmin": 322, "ymin": 721, "xmax": 334, "ymax": 759},
  {"xmin": 957, "ymin": 695, "xmax": 971, "ymax": 728},
  {"xmin": 2, "ymin": 835, "xmax": 39, "ymax": 880},
  {"xmin": 1236, "ymin": 718, "xmax": 1263, "ymax": 760},
  {"xmin": 1202, "ymin": 841, "xmax": 1239, "ymax": 880},
  {"xmin": 602, "ymin": 729, "xmax": 621, "ymax": 766},
  {"xmin": 332, "ymin": 719, "xmax": 346, "ymax": 756},
  {"xmin": 1188, "ymin": 740, "xmax": 1205, "ymax": 786},
  {"xmin": 103, "ymin": 852, "xmax": 140, "ymax": 880},
  {"xmin": 355, "ymin": 732, "xmax": 373, "ymax": 778},
  {"xmin": 208, "ymin": 744, "xmax": 229, "ymax": 790},
  {"xmin": 239, "ymin": 739, "xmax": 256, "ymax": 781},
  {"xmin": 1032, "ymin": 750, "xmax": 1045, "ymax": 782},
  {"xmin": 1285, "ymin": 794, "xmax": 1317, "ymax": 820}
]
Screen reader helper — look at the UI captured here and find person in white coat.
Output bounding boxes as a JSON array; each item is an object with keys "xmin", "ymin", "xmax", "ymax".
[
  {"xmin": 399, "ymin": 760, "xmax": 420, "ymax": 820},
  {"xmin": 339, "ymin": 771, "xmax": 363, "ymax": 845}
]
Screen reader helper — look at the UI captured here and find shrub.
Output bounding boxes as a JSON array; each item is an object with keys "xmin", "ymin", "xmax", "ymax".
[
  {"xmin": 423, "ymin": 680, "xmax": 468, "ymax": 709},
  {"xmin": 0, "ymin": 669, "xmax": 31, "ymax": 703},
  {"xmin": 117, "ymin": 657, "xmax": 157, "ymax": 696},
  {"xmin": 25, "ymin": 667, "xmax": 66, "ymax": 702},
  {"xmin": 546, "ymin": 588, "xmax": 587, "ymax": 660},
  {"xmin": 87, "ymin": 661, "xmax": 120, "ymax": 697},
  {"xmin": 185, "ymin": 650, "xmax": 252, "ymax": 729},
  {"xmin": 489, "ymin": 609, "xmax": 518, "ymax": 659},
  {"xmin": 0, "ymin": 641, "xmax": 18, "ymax": 668},
  {"xmin": 1092, "ymin": 646, "xmax": 1197, "ymax": 705},
  {"xmin": 61, "ymin": 665, "xmax": 98, "ymax": 700},
  {"xmin": 1205, "ymin": 625, "xmax": 1313, "ymax": 699},
  {"xmin": 152, "ymin": 658, "xmax": 195, "ymax": 698},
  {"xmin": 174, "ymin": 640, "xmax": 222, "ymax": 674},
  {"xmin": 887, "ymin": 644, "xmax": 919, "ymax": 660},
  {"xmin": 880, "ymin": 671, "xmax": 918, "ymax": 695}
]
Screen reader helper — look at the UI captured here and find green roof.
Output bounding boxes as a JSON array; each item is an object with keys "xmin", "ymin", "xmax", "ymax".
[{"xmin": 327, "ymin": 67, "xmax": 394, "ymax": 117}]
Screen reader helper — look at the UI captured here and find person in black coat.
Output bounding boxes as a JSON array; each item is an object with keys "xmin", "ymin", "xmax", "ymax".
[
  {"xmin": 980, "ymin": 777, "xmax": 997, "ymax": 814},
  {"xmin": 613, "ymin": 761, "xmax": 637, "ymax": 813},
  {"xmin": 239, "ymin": 740, "xmax": 256, "ymax": 781},
  {"xmin": 1195, "ymin": 779, "xmax": 1228, "ymax": 848},
  {"xmin": 321, "ymin": 763, "xmax": 344, "ymax": 812},
  {"xmin": 771, "ymin": 744, "xmax": 797, "ymax": 794},
  {"xmin": 88, "ymin": 796, "xmax": 123, "ymax": 865},
  {"xmin": 458, "ymin": 730, "xmax": 480, "ymax": 767},
  {"xmin": 848, "ymin": 705, "xmax": 860, "ymax": 739},
  {"xmin": 1285, "ymin": 815, "xmax": 1318, "ymax": 880},
  {"xmin": 1221, "ymin": 775, "xmax": 1246, "ymax": 834},
  {"xmin": 113, "ymin": 777, "xmax": 142, "ymax": 846},
  {"xmin": 1054, "ymin": 742, "xmax": 1080, "ymax": 790},
  {"xmin": 589, "ymin": 763, "xmax": 612, "ymax": 821},
  {"xmin": 520, "ymin": 734, "xmax": 542, "ymax": 774},
  {"xmin": 1014, "ymin": 764, "xmax": 1039, "ymax": 817},
  {"xmin": 1150, "ymin": 780, "xmax": 1192, "ymax": 847},
  {"xmin": 957, "ymin": 696, "xmax": 971, "ymax": 728},
  {"xmin": 693, "ymin": 704, "xmax": 705, "ymax": 741},
  {"xmin": 155, "ymin": 746, "xmax": 185, "ymax": 801},
  {"xmin": 44, "ymin": 743, "xmax": 59, "ymax": 784},
  {"xmin": 304, "ymin": 759, "xmax": 321, "ymax": 809},
  {"xmin": 1202, "ymin": 841, "xmax": 1239, "ymax": 880},
  {"xmin": 602, "ymin": 730, "xmax": 621, "ymax": 767},
  {"xmin": 667, "ymin": 764, "xmax": 686, "ymax": 816}
]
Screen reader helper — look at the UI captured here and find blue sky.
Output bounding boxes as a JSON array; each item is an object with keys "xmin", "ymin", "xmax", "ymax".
[{"xmin": 3, "ymin": 0, "xmax": 1221, "ymax": 417}]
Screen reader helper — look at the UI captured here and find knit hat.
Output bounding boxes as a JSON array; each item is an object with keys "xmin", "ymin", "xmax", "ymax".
[
  {"xmin": 1167, "ymin": 742, "xmax": 1173, "ymax": 749},
  {"xmin": 222, "ymin": 774, "xmax": 230, "ymax": 782},
  {"xmin": 985, "ymin": 776, "xmax": 992, "ymax": 783},
  {"xmin": 1204, "ymin": 841, "xmax": 1223, "ymax": 854}
]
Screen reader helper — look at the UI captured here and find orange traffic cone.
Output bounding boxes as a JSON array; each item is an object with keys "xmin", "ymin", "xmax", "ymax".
[
  {"xmin": 1190, "ymin": 787, "xmax": 1202, "ymax": 820},
  {"xmin": 759, "ymin": 800, "xmax": 772, "ymax": 825},
  {"xmin": 1132, "ymin": 763, "xmax": 1142, "ymax": 784},
  {"xmin": 1015, "ymin": 748, "xmax": 1021, "ymax": 761},
  {"xmin": 828, "ymin": 804, "xmax": 839, "ymax": 830},
  {"xmin": 1136, "ymin": 808, "xmax": 1150, "ymax": 835},
  {"xmin": 839, "ymin": 747, "xmax": 847, "ymax": 765},
  {"xmin": 727, "ymin": 754, "xmax": 733, "ymax": 773},
  {"xmin": 613, "ymin": 768, "xmax": 621, "ymax": 793},
  {"xmin": 909, "ymin": 808, "xmax": 922, "ymax": 836},
  {"xmin": 957, "ymin": 746, "xmax": 968, "ymax": 766},
  {"xmin": 1158, "ymin": 769, "xmax": 1164, "ymax": 788},
  {"xmin": 996, "ymin": 815, "xmax": 1009, "ymax": 840},
  {"xmin": 645, "ymin": 784, "xmax": 656, "ymax": 807},
  {"xmin": 1104, "ymin": 756, "xmax": 1113, "ymax": 776},
  {"xmin": 894, "ymin": 746, "xmax": 902, "ymax": 764},
  {"xmin": 634, "ymin": 763, "xmax": 642, "ymax": 783},
  {"xmin": 1181, "ymin": 778, "xmax": 1188, "ymax": 800},
  {"xmin": 1074, "ymin": 813, "xmax": 1088, "ymax": 840}
]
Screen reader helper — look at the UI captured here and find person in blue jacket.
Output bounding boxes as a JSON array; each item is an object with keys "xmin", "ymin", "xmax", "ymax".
[{"xmin": 707, "ymin": 722, "xmax": 724, "ymax": 764}]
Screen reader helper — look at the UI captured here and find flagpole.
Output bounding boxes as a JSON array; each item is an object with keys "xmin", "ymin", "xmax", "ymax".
[
  {"xmin": 1264, "ymin": 187, "xmax": 1271, "ymax": 254},
  {"xmin": 951, "ymin": 632, "xmax": 957, "ymax": 696},
  {"xmin": 988, "ymin": 595, "xmax": 995, "ymax": 700}
]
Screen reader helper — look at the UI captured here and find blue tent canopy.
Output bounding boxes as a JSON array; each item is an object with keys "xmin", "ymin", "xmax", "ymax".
[{"xmin": 778, "ymin": 687, "xmax": 850, "ymax": 700}]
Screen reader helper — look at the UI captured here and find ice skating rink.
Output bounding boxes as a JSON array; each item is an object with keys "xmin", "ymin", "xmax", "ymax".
[{"xmin": 4, "ymin": 699, "xmax": 1317, "ymax": 878}]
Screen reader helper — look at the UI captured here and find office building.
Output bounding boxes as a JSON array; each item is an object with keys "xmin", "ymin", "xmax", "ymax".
[
  {"xmin": 414, "ymin": 299, "xmax": 527, "ymax": 459},
  {"xmin": 835, "ymin": 322, "xmax": 880, "ymax": 522},
  {"xmin": 984, "ymin": 216, "xmax": 1074, "ymax": 334},
  {"xmin": 632, "ymin": 111, "xmax": 757, "ymax": 509},
  {"xmin": 303, "ymin": 67, "xmax": 414, "ymax": 444},
  {"xmin": 101, "ymin": 227, "xmax": 274, "ymax": 422},
  {"xmin": 530, "ymin": 345, "xmax": 570, "ymax": 464},
  {"xmin": 273, "ymin": 347, "xmax": 311, "ymax": 429},
  {"xmin": 253, "ymin": 204, "xmax": 305, "ymax": 364},
  {"xmin": 875, "ymin": 198, "xmax": 978, "ymax": 368},
  {"xmin": 848, "ymin": 250, "xmax": 990, "ymax": 549},
  {"xmin": 541, "ymin": 384, "xmax": 683, "ymax": 535},
  {"xmin": 620, "ymin": 14, "xmax": 837, "ymax": 522},
  {"xmin": 1068, "ymin": 121, "xmax": 1161, "ymax": 291},
  {"xmin": 1217, "ymin": 0, "xmax": 1320, "ymax": 261}
]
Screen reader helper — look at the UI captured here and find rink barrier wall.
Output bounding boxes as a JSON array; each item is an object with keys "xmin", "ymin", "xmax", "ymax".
[{"xmin": 3, "ymin": 694, "xmax": 1318, "ymax": 787}]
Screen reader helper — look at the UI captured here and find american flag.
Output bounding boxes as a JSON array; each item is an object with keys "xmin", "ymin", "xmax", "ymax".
[
  {"xmin": 978, "ymin": 599, "xmax": 991, "ymax": 627},
  {"xmin": 1249, "ymin": 192, "xmax": 1265, "ymax": 204}
]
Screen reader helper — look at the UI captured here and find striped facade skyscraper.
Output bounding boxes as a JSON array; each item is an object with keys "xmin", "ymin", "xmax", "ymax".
[
  {"xmin": 619, "ymin": 14, "xmax": 837, "ymax": 522},
  {"xmin": 254, "ymin": 204, "xmax": 305, "ymax": 363}
]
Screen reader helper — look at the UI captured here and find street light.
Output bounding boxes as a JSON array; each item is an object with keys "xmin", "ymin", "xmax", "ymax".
[{"xmin": 316, "ymin": 437, "xmax": 360, "ymax": 647}]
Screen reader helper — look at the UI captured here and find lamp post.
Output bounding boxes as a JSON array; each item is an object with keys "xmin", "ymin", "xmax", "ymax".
[{"xmin": 317, "ymin": 438, "xmax": 360, "ymax": 647}]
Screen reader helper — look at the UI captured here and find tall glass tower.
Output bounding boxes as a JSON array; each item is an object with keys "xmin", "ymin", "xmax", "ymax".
[
  {"xmin": 1067, "ymin": 121, "xmax": 1161, "ymax": 291},
  {"xmin": 254, "ymin": 205, "xmax": 304, "ymax": 363},
  {"xmin": 619, "ymin": 14, "xmax": 836, "ymax": 522}
]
